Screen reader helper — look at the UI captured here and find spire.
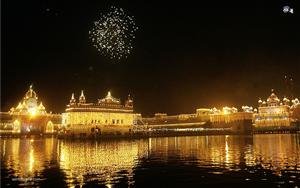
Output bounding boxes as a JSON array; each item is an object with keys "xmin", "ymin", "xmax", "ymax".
[
  {"xmin": 69, "ymin": 93, "xmax": 76, "ymax": 105},
  {"xmin": 79, "ymin": 90, "xmax": 86, "ymax": 104}
]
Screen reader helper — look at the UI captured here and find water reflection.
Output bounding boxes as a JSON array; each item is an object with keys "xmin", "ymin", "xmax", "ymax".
[
  {"xmin": 148, "ymin": 135, "xmax": 254, "ymax": 169},
  {"xmin": 58, "ymin": 139, "xmax": 149, "ymax": 186},
  {"xmin": 252, "ymin": 135, "xmax": 300, "ymax": 172},
  {"xmin": 1, "ymin": 138, "xmax": 58, "ymax": 186},
  {"xmin": 1, "ymin": 134, "xmax": 300, "ymax": 187}
]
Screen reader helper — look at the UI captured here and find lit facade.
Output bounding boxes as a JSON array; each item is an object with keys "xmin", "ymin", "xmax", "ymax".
[
  {"xmin": 0, "ymin": 85, "xmax": 61, "ymax": 134},
  {"xmin": 254, "ymin": 90, "xmax": 299, "ymax": 128},
  {"xmin": 195, "ymin": 107, "xmax": 252, "ymax": 124},
  {"xmin": 62, "ymin": 91, "xmax": 139, "ymax": 136}
]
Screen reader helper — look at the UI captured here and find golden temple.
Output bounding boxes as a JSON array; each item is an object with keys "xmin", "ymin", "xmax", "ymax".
[{"xmin": 61, "ymin": 90, "xmax": 140, "ymax": 137}]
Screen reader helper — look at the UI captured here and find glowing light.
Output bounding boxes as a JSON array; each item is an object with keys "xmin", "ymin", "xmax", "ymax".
[
  {"xmin": 10, "ymin": 85, "xmax": 47, "ymax": 116},
  {"xmin": 13, "ymin": 120, "xmax": 21, "ymax": 133},
  {"xmin": 222, "ymin": 107, "xmax": 232, "ymax": 115},
  {"xmin": 29, "ymin": 108, "xmax": 37, "ymax": 117},
  {"xmin": 225, "ymin": 135, "xmax": 229, "ymax": 164},
  {"xmin": 242, "ymin": 106, "xmax": 253, "ymax": 113},
  {"xmin": 89, "ymin": 6, "xmax": 138, "ymax": 60},
  {"xmin": 29, "ymin": 148, "xmax": 34, "ymax": 172}
]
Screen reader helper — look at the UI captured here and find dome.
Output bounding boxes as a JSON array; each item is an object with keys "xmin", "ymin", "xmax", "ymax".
[
  {"xmin": 267, "ymin": 89, "xmax": 280, "ymax": 106},
  {"xmin": 292, "ymin": 98, "xmax": 299, "ymax": 105},
  {"xmin": 283, "ymin": 97, "xmax": 290, "ymax": 105},
  {"xmin": 98, "ymin": 91, "xmax": 120, "ymax": 104},
  {"xmin": 283, "ymin": 97, "xmax": 290, "ymax": 102},
  {"xmin": 24, "ymin": 85, "xmax": 38, "ymax": 99}
]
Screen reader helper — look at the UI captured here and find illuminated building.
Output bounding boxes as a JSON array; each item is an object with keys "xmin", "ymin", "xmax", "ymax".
[
  {"xmin": 139, "ymin": 106, "xmax": 253, "ymax": 134},
  {"xmin": 196, "ymin": 107, "xmax": 253, "ymax": 134},
  {"xmin": 0, "ymin": 85, "xmax": 61, "ymax": 134},
  {"xmin": 9, "ymin": 85, "xmax": 47, "ymax": 116},
  {"xmin": 254, "ymin": 89, "xmax": 300, "ymax": 128},
  {"xmin": 61, "ymin": 91, "xmax": 140, "ymax": 136}
]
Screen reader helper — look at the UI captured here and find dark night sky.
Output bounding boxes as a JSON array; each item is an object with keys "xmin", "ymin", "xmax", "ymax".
[{"xmin": 2, "ymin": 0, "xmax": 300, "ymax": 116}]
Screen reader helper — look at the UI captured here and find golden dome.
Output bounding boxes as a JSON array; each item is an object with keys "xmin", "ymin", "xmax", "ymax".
[
  {"xmin": 98, "ymin": 91, "xmax": 120, "ymax": 104},
  {"xmin": 292, "ymin": 98, "xmax": 299, "ymax": 105},
  {"xmin": 267, "ymin": 89, "xmax": 280, "ymax": 105},
  {"xmin": 283, "ymin": 97, "xmax": 290, "ymax": 102}
]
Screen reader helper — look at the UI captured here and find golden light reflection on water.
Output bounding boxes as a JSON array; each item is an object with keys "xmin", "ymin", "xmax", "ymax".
[
  {"xmin": 1, "ymin": 138, "xmax": 57, "ymax": 179},
  {"xmin": 58, "ymin": 139, "xmax": 149, "ymax": 186},
  {"xmin": 148, "ymin": 135, "xmax": 250, "ymax": 168},
  {"xmin": 148, "ymin": 135, "xmax": 300, "ymax": 170},
  {"xmin": 1, "ymin": 134, "xmax": 300, "ymax": 186},
  {"xmin": 251, "ymin": 134, "xmax": 300, "ymax": 172}
]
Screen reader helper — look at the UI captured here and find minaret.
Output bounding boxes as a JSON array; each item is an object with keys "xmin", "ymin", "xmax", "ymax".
[
  {"xmin": 69, "ymin": 93, "xmax": 76, "ymax": 105},
  {"xmin": 79, "ymin": 90, "xmax": 86, "ymax": 104}
]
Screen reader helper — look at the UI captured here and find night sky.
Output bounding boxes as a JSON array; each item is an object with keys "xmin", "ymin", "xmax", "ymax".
[{"xmin": 2, "ymin": 0, "xmax": 299, "ymax": 116}]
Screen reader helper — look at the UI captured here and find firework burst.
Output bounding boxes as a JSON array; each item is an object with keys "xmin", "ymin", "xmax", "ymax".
[{"xmin": 89, "ymin": 6, "xmax": 138, "ymax": 60}]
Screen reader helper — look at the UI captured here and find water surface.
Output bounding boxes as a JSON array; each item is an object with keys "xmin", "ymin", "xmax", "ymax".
[{"xmin": 1, "ymin": 134, "xmax": 300, "ymax": 187}]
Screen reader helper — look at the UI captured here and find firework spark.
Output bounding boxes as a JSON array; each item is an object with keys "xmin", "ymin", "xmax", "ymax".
[{"xmin": 89, "ymin": 6, "xmax": 138, "ymax": 60}]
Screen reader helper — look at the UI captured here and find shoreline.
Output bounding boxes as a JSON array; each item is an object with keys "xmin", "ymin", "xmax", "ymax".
[{"xmin": 1, "ymin": 129, "xmax": 299, "ymax": 140}]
